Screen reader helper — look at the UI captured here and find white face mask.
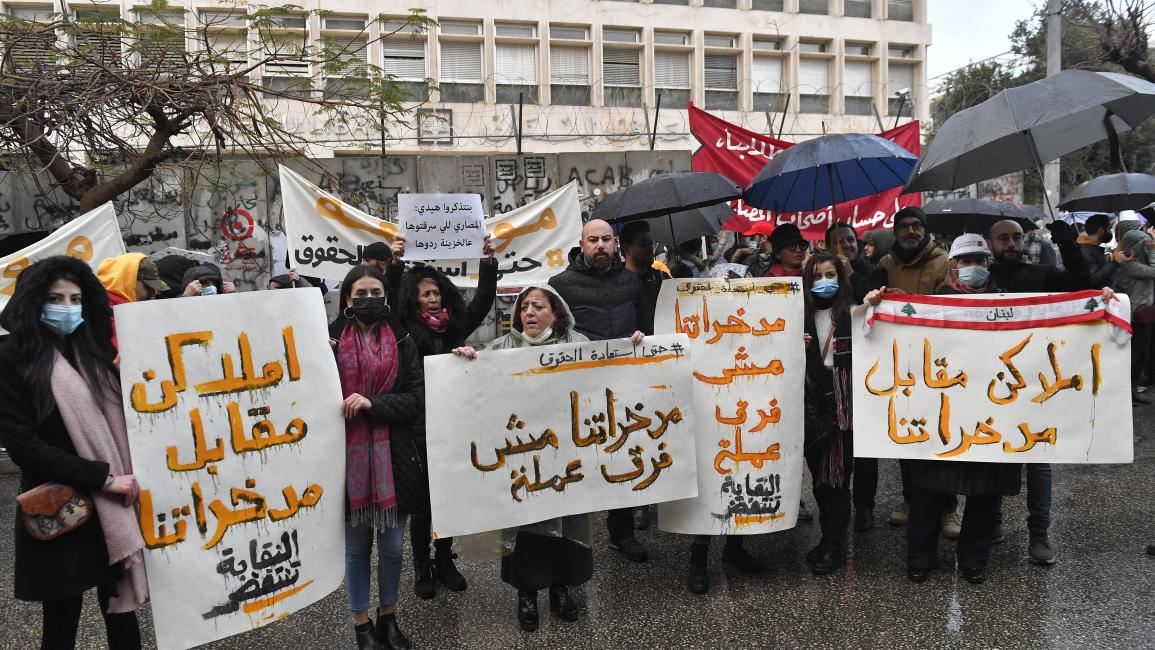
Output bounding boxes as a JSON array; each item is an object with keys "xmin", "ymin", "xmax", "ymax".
[{"xmin": 512, "ymin": 326, "xmax": 554, "ymax": 345}]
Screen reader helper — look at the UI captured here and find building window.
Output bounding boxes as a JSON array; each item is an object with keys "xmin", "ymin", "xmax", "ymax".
[
  {"xmin": 324, "ymin": 15, "xmax": 367, "ymax": 31},
  {"xmin": 496, "ymin": 43, "xmax": 538, "ymax": 104},
  {"xmin": 495, "ymin": 22, "xmax": 536, "ymax": 38},
  {"xmin": 887, "ymin": 62, "xmax": 915, "ymax": 115},
  {"xmin": 603, "ymin": 28, "xmax": 640, "ymax": 44},
  {"xmin": 799, "ymin": 0, "xmax": 829, "ymax": 15},
  {"xmin": 888, "ymin": 45, "xmax": 915, "ymax": 59},
  {"xmin": 654, "ymin": 50, "xmax": 690, "ymax": 108},
  {"xmin": 322, "ymin": 36, "xmax": 369, "ymax": 100},
  {"xmin": 262, "ymin": 35, "xmax": 312, "ymax": 98},
  {"xmin": 751, "ymin": 0, "xmax": 785, "ymax": 10},
  {"xmin": 846, "ymin": 43, "xmax": 872, "ymax": 57},
  {"xmin": 799, "ymin": 41, "xmax": 828, "ymax": 54},
  {"xmin": 655, "ymin": 31, "xmax": 688, "ymax": 46},
  {"xmin": 202, "ymin": 32, "xmax": 248, "ymax": 74},
  {"xmin": 845, "ymin": 0, "xmax": 873, "ymax": 18},
  {"xmin": 652, "ymin": 0, "xmax": 691, "ymax": 5},
  {"xmin": 704, "ymin": 53, "xmax": 738, "ymax": 111},
  {"xmin": 753, "ymin": 37, "xmax": 782, "ymax": 51},
  {"xmin": 889, "ymin": 0, "xmax": 915, "ymax": 21},
  {"xmin": 752, "ymin": 56, "xmax": 785, "ymax": 112},
  {"xmin": 844, "ymin": 61, "xmax": 874, "ymax": 115},
  {"xmin": 440, "ymin": 21, "xmax": 482, "ymax": 36},
  {"xmin": 603, "ymin": 46, "xmax": 641, "ymax": 107},
  {"xmin": 134, "ymin": 9, "xmax": 186, "ymax": 69},
  {"xmin": 74, "ymin": 7, "xmax": 123, "ymax": 69},
  {"xmin": 550, "ymin": 45, "xmax": 590, "ymax": 106},
  {"xmin": 382, "ymin": 39, "xmax": 429, "ymax": 101},
  {"xmin": 799, "ymin": 58, "xmax": 829, "ymax": 113},
  {"xmin": 550, "ymin": 25, "xmax": 588, "ymax": 41},
  {"xmin": 440, "ymin": 41, "xmax": 484, "ymax": 102},
  {"xmin": 199, "ymin": 8, "xmax": 247, "ymax": 29},
  {"xmin": 703, "ymin": 0, "xmax": 738, "ymax": 8},
  {"xmin": 5, "ymin": 6, "xmax": 55, "ymax": 73},
  {"xmin": 704, "ymin": 34, "xmax": 736, "ymax": 48}
]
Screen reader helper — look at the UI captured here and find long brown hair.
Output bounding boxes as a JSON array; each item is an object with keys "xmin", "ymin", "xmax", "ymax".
[{"xmin": 802, "ymin": 252, "xmax": 852, "ymax": 321}]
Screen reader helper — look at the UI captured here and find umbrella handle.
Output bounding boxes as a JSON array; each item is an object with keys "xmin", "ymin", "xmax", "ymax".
[{"xmin": 1025, "ymin": 130, "xmax": 1058, "ymax": 223}]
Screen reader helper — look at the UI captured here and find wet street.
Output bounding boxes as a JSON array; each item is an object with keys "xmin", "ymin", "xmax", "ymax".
[{"xmin": 2, "ymin": 413, "xmax": 1153, "ymax": 650}]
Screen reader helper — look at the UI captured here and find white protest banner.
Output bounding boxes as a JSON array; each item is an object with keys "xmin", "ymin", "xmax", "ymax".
[
  {"xmin": 432, "ymin": 181, "xmax": 581, "ymax": 289},
  {"xmin": 426, "ymin": 334, "xmax": 698, "ymax": 538},
  {"xmin": 280, "ymin": 164, "xmax": 399, "ymax": 280},
  {"xmin": 656, "ymin": 278, "xmax": 806, "ymax": 535},
  {"xmin": 0, "ymin": 203, "xmax": 125, "ymax": 327},
  {"xmin": 852, "ymin": 290, "xmax": 1134, "ymax": 463},
  {"xmin": 116, "ymin": 290, "xmax": 345, "ymax": 650},
  {"xmin": 398, "ymin": 193, "xmax": 484, "ymax": 261}
]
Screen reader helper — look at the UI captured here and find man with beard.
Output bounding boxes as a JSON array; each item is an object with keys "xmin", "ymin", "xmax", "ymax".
[
  {"xmin": 619, "ymin": 220, "xmax": 669, "ymax": 337},
  {"xmin": 549, "ymin": 219, "xmax": 649, "ymax": 562},
  {"xmin": 986, "ymin": 218, "xmax": 1091, "ymax": 568},
  {"xmin": 1077, "ymin": 214, "xmax": 1119, "ymax": 288},
  {"xmin": 872, "ymin": 207, "xmax": 956, "ymax": 536}
]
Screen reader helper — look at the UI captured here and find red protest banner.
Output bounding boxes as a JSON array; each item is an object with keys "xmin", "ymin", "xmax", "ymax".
[{"xmin": 689, "ymin": 102, "xmax": 922, "ymax": 239}]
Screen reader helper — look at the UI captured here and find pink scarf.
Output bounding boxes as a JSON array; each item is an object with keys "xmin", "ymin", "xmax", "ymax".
[
  {"xmin": 337, "ymin": 323, "xmax": 399, "ymax": 528},
  {"xmin": 417, "ymin": 308, "xmax": 450, "ymax": 333},
  {"xmin": 50, "ymin": 350, "xmax": 148, "ymax": 614}
]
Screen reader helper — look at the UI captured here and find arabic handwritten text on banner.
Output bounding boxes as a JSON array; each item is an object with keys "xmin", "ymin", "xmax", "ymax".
[
  {"xmin": 116, "ymin": 290, "xmax": 346, "ymax": 650},
  {"xmin": 852, "ymin": 291, "xmax": 1134, "ymax": 464},
  {"xmin": 656, "ymin": 278, "xmax": 806, "ymax": 535},
  {"xmin": 398, "ymin": 193, "xmax": 485, "ymax": 261},
  {"xmin": 426, "ymin": 334, "xmax": 698, "ymax": 538}
]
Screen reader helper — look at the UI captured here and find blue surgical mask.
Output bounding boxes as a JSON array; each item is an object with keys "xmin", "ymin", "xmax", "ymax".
[
  {"xmin": 200, "ymin": 284, "xmax": 218, "ymax": 296},
  {"xmin": 958, "ymin": 266, "xmax": 990, "ymax": 288},
  {"xmin": 810, "ymin": 278, "xmax": 839, "ymax": 298},
  {"xmin": 40, "ymin": 304, "xmax": 84, "ymax": 336}
]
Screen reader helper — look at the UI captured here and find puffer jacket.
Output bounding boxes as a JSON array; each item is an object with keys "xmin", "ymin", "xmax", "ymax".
[
  {"xmin": 1114, "ymin": 231, "xmax": 1155, "ymax": 312},
  {"xmin": 548, "ymin": 248, "xmax": 642, "ymax": 340},
  {"xmin": 878, "ymin": 244, "xmax": 949, "ymax": 295}
]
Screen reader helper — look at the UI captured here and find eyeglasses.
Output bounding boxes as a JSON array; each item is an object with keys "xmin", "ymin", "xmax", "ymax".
[
  {"xmin": 895, "ymin": 221, "xmax": 925, "ymax": 232},
  {"xmin": 779, "ymin": 241, "xmax": 808, "ymax": 252}
]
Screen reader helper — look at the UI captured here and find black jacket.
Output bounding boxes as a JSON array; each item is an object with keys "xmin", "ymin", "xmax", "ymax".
[
  {"xmin": 0, "ymin": 342, "xmax": 115, "ymax": 601},
  {"xmin": 634, "ymin": 266, "xmax": 670, "ymax": 336},
  {"xmin": 328, "ymin": 317, "xmax": 429, "ymax": 515},
  {"xmin": 548, "ymin": 248, "xmax": 643, "ymax": 340},
  {"xmin": 388, "ymin": 260, "xmax": 498, "ymax": 357},
  {"xmin": 990, "ymin": 240, "xmax": 1091, "ymax": 293},
  {"xmin": 849, "ymin": 255, "xmax": 887, "ymax": 304},
  {"xmin": 1079, "ymin": 241, "xmax": 1119, "ymax": 289}
]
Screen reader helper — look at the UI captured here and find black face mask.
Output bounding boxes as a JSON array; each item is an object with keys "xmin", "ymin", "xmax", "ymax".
[{"xmin": 348, "ymin": 297, "xmax": 390, "ymax": 324}]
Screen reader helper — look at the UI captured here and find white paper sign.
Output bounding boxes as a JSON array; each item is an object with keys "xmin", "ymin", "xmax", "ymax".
[
  {"xmin": 116, "ymin": 290, "xmax": 346, "ymax": 650},
  {"xmin": 656, "ymin": 278, "xmax": 806, "ymax": 535},
  {"xmin": 398, "ymin": 193, "xmax": 485, "ymax": 261},
  {"xmin": 426, "ymin": 334, "xmax": 698, "ymax": 538},
  {"xmin": 852, "ymin": 292, "xmax": 1134, "ymax": 463},
  {"xmin": 0, "ymin": 203, "xmax": 125, "ymax": 331},
  {"xmin": 431, "ymin": 181, "xmax": 582, "ymax": 288},
  {"xmin": 280, "ymin": 165, "xmax": 399, "ymax": 280}
]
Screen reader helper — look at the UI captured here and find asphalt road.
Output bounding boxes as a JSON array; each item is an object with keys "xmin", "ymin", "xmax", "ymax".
[{"xmin": 1, "ymin": 411, "xmax": 1153, "ymax": 650}]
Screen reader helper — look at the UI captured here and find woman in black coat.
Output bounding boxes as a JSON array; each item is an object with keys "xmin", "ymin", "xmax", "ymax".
[
  {"xmin": 384, "ymin": 233, "xmax": 497, "ymax": 599},
  {"xmin": 0, "ymin": 256, "xmax": 143, "ymax": 649},
  {"xmin": 331, "ymin": 265, "xmax": 425, "ymax": 650}
]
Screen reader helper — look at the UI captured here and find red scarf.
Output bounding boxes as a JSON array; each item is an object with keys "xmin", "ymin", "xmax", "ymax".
[
  {"xmin": 417, "ymin": 308, "xmax": 450, "ymax": 333},
  {"xmin": 337, "ymin": 322, "xmax": 399, "ymax": 526}
]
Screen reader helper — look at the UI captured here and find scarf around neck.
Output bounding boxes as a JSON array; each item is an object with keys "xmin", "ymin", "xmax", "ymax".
[
  {"xmin": 50, "ymin": 349, "xmax": 148, "ymax": 614},
  {"xmin": 417, "ymin": 308, "xmax": 450, "ymax": 334},
  {"xmin": 337, "ymin": 322, "xmax": 399, "ymax": 528}
]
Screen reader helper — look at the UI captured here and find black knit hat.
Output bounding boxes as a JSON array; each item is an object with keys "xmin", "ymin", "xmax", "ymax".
[
  {"xmin": 769, "ymin": 223, "xmax": 805, "ymax": 251},
  {"xmin": 892, "ymin": 206, "xmax": 928, "ymax": 230}
]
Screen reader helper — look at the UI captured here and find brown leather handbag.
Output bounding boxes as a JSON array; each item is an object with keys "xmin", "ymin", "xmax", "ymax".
[{"xmin": 16, "ymin": 483, "xmax": 93, "ymax": 541}]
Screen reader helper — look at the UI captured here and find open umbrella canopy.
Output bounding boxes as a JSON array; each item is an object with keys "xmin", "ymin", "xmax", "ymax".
[
  {"xmin": 743, "ymin": 133, "xmax": 917, "ymax": 213},
  {"xmin": 1058, "ymin": 172, "xmax": 1155, "ymax": 213},
  {"xmin": 591, "ymin": 172, "xmax": 742, "ymax": 223},
  {"xmin": 924, "ymin": 198, "xmax": 1038, "ymax": 238},
  {"xmin": 906, "ymin": 70, "xmax": 1155, "ymax": 193},
  {"xmin": 638, "ymin": 203, "xmax": 736, "ymax": 247}
]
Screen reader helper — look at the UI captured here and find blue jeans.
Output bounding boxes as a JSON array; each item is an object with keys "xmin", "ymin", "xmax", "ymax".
[
  {"xmin": 995, "ymin": 464, "xmax": 1052, "ymax": 532},
  {"xmin": 345, "ymin": 515, "xmax": 408, "ymax": 614}
]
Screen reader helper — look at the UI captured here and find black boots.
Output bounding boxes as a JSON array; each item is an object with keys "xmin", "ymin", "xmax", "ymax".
[
  {"xmin": 721, "ymin": 537, "xmax": 768, "ymax": 573},
  {"xmin": 434, "ymin": 540, "xmax": 467, "ymax": 591},
  {"xmin": 687, "ymin": 543, "xmax": 709, "ymax": 594},
  {"xmin": 807, "ymin": 542, "xmax": 846, "ymax": 575},
  {"xmin": 355, "ymin": 622, "xmax": 385, "ymax": 650},
  {"xmin": 517, "ymin": 591, "xmax": 539, "ymax": 632},
  {"xmin": 375, "ymin": 612, "xmax": 411, "ymax": 650},
  {"xmin": 549, "ymin": 586, "xmax": 579, "ymax": 622},
  {"xmin": 413, "ymin": 556, "xmax": 436, "ymax": 600}
]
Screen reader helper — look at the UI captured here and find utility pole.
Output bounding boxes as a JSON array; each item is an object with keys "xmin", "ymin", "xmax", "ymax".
[{"xmin": 1044, "ymin": 0, "xmax": 1061, "ymax": 207}]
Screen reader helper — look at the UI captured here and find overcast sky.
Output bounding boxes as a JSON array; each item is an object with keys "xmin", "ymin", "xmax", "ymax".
[{"xmin": 926, "ymin": 1, "xmax": 1043, "ymax": 81}]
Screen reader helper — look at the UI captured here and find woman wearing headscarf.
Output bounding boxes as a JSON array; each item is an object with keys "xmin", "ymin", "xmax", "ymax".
[
  {"xmin": 0, "ymin": 256, "xmax": 147, "ymax": 649},
  {"xmin": 330, "ymin": 265, "xmax": 424, "ymax": 650},
  {"xmin": 452, "ymin": 285, "xmax": 592, "ymax": 632},
  {"xmin": 385, "ymin": 233, "xmax": 497, "ymax": 599}
]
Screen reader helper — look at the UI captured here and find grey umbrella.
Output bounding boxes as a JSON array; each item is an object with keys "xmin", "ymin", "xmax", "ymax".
[
  {"xmin": 924, "ymin": 198, "xmax": 1038, "ymax": 238},
  {"xmin": 905, "ymin": 71, "xmax": 1155, "ymax": 197},
  {"xmin": 1058, "ymin": 172, "xmax": 1155, "ymax": 213},
  {"xmin": 593, "ymin": 172, "xmax": 741, "ymax": 245}
]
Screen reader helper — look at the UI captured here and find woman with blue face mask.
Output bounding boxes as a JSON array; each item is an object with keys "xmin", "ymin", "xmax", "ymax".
[
  {"xmin": 800, "ymin": 252, "xmax": 856, "ymax": 575},
  {"xmin": 0, "ymin": 256, "xmax": 147, "ymax": 649}
]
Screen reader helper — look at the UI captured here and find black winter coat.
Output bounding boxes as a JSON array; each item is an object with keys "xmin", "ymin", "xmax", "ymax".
[
  {"xmin": 0, "ymin": 343, "xmax": 114, "ymax": 601},
  {"xmin": 902, "ymin": 283, "xmax": 1022, "ymax": 497},
  {"xmin": 990, "ymin": 240, "xmax": 1091, "ymax": 293},
  {"xmin": 329, "ymin": 317, "xmax": 429, "ymax": 516},
  {"xmin": 387, "ymin": 260, "xmax": 498, "ymax": 356},
  {"xmin": 548, "ymin": 248, "xmax": 642, "ymax": 340},
  {"xmin": 1079, "ymin": 242, "xmax": 1119, "ymax": 289},
  {"xmin": 849, "ymin": 256, "xmax": 887, "ymax": 304},
  {"xmin": 634, "ymin": 266, "xmax": 670, "ymax": 336}
]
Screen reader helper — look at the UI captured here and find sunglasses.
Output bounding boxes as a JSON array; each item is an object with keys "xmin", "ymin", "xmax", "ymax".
[{"xmin": 778, "ymin": 241, "xmax": 808, "ymax": 252}]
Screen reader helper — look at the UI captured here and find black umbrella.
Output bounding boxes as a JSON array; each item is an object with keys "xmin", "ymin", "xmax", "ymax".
[
  {"xmin": 905, "ymin": 71, "xmax": 1155, "ymax": 210},
  {"xmin": 924, "ymin": 198, "xmax": 1038, "ymax": 238},
  {"xmin": 592, "ymin": 172, "xmax": 741, "ymax": 222},
  {"xmin": 1058, "ymin": 172, "xmax": 1155, "ymax": 213},
  {"xmin": 638, "ymin": 203, "xmax": 736, "ymax": 247}
]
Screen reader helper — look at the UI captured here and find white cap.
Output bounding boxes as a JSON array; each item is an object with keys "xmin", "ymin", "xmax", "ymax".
[{"xmin": 948, "ymin": 233, "xmax": 992, "ymax": 259}]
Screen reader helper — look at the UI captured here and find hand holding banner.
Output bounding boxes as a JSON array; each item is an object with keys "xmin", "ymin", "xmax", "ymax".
[{"xmin": 398, "ymin": 193, "xmax": 485, "ymax": 261}]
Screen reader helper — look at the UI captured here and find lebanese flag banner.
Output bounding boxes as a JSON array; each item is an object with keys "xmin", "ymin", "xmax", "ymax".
[
  {"xmin": 863, "ymin": 290, "xmax": 1132, "ymax": 343},
  {"xmin": 688, "ymin": 103, "xmax": 922, "ymax": 239}
]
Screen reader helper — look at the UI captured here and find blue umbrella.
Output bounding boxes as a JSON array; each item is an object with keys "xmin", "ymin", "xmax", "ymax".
[{"xmin": 743, "ymin": 133, "xmax": 917, "ymax": 218}]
